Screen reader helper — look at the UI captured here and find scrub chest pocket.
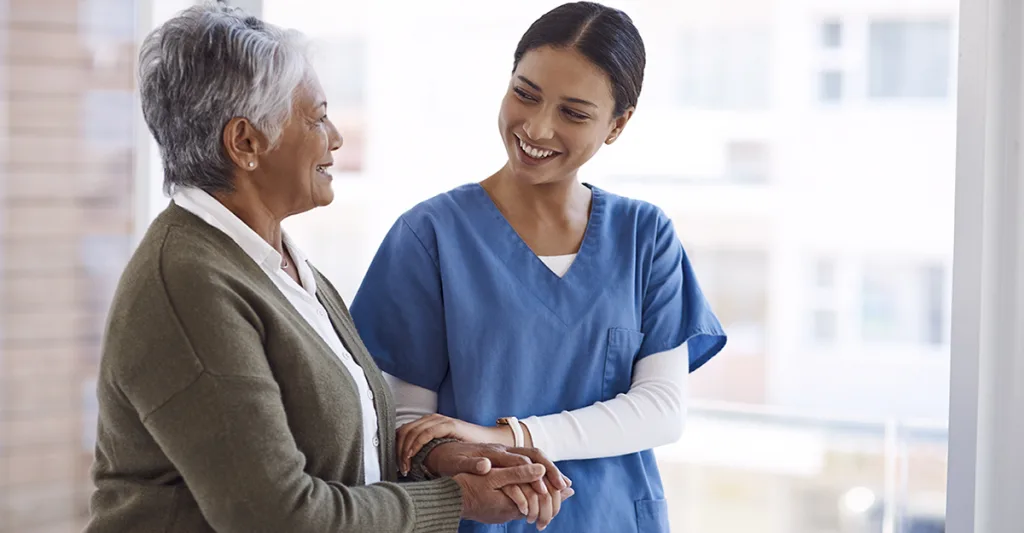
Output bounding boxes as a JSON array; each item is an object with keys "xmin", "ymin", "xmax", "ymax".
[{"xmin": 603, "ymin": 328, "xmax": 645, "ymax": 398}]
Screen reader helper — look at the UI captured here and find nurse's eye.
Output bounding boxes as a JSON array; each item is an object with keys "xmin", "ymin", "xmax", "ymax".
[
  {"xmin": 562, "ymin": 108, "xmax": 590, "ymax": 122},
  {"xmin": 514, "ymin": 87, "xmax": 538, "ymax": 103}
]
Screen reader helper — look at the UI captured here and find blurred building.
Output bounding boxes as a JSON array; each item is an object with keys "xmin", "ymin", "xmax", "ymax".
[{"xmin": 0, "ymin": 0, "xmax": 138, "ymax": 531}]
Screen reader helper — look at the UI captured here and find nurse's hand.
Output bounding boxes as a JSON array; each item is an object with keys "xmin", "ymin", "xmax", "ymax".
[{"xmin": 398, "ymin": 414, "xmax": 508, "ymax": 473}]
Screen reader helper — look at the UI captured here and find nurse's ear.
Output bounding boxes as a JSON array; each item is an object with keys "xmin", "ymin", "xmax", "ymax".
[{"xmin": 605, "ymin": 107, "xmax": 635, "ymax": 145}]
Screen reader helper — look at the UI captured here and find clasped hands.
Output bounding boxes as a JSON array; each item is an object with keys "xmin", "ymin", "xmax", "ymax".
[{"xmin": 407, "ymin": 416, "xmax": 574, "ymax": 531}]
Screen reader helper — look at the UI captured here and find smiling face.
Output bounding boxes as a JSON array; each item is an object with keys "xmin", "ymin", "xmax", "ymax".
[
  {"xmin": 498, "ymin": 45, "xmax": 633, "ymax": 185},
  {"xmin": 258, "ymin": 72, "xmax": 343, "ymax": 212},
  {"xmin": 225, "ymin": 70, "xmax": 344, "ymax": 217}
]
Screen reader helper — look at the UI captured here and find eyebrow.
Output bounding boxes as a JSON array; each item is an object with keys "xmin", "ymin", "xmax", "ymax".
[
  {"xmin": 516, "ymin": 76, "xmax": 598, "ymax": 108},
  {"xmin": 313, "ymin": 100, "xmax": 327, "ymax": 112}
]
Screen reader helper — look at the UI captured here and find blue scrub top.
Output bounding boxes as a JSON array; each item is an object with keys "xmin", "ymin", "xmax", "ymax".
[{"xmin": 352, "ymin": 183, "xmax": 726, "ymax": 533}]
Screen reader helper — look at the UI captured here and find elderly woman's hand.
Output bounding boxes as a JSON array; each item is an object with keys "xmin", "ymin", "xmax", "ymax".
[
  {"xmin": 424, "ymin": 442, "xmax": 573, "ymax": 530},
  {"xmin": 453, "ymin": 463, "xmax": 574, "ymax": 528}
]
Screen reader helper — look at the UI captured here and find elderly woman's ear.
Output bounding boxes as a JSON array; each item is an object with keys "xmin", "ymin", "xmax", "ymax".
[{"xmin": 223, "ymin": 117, "xmax": 268, "ymax": 171}]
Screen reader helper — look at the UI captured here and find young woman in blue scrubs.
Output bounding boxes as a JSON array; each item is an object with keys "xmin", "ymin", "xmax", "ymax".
[{"xmin": 351, "ymin": 3, "xmax": 727, "ymax": 531}]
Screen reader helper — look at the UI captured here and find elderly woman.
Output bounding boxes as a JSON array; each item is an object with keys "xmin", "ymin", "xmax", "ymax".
[{"xmin": 83, "ymin": 4, "xmax": 572, "ymax": 533}]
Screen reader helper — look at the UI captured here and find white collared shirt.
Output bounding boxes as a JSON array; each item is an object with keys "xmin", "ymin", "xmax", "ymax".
[{"xmin": 172, "ymin": 187, "xmax": 382, "ymax": 484}]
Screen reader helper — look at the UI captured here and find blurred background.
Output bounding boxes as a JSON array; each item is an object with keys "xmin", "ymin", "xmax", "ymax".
[{"xmin": 0, "ymin": 0, "xmax": 957, "ymax": 531}]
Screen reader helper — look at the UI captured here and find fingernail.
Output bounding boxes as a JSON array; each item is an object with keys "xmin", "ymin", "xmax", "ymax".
[{"xmin": 519, "ymin": 506, "xmax": 528, "ymax": 515}]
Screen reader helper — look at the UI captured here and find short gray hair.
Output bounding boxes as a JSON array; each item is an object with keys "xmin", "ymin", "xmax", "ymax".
[{"xmin": 138, "ymin": 1, "xmax": 310, "ymax": 194}]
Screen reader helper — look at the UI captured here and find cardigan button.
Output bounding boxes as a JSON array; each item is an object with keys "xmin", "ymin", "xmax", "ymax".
[{"xmin": 372, "ymin": 436, "xmax": 380, "ymax": 447}]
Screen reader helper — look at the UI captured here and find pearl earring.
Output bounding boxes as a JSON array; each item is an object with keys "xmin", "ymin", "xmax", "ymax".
[{"xmin": 248, "ymin": 161, "xmax": 255, "ymax": 168}]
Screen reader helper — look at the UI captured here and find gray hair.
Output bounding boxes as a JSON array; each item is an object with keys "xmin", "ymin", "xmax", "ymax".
[{"xmin": 138, "ymin": 1, "xmax": 310, "ymax": 194}]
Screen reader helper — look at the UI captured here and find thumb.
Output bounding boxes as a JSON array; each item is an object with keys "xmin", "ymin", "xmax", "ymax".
[
  {"xmin": 451, "ymin": 455, "xmax": 491, "ymax": 475},
  {"xmin": 488, "ymin": 464, "xmax": 546, "ymax": 488}
]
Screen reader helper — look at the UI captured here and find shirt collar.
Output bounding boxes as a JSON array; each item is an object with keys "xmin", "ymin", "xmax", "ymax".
[{"xmin": 171, "ymin": 187, "xmax": 318, "ymax": 296}]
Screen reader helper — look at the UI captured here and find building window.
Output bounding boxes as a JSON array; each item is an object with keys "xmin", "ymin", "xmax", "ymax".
[
  {"xmin": 815, "ymin": 258, "xmax": 837, "ymax": 289},
  {"xmin": 819, "ymin": 70, "xmax": 844, "ymax": 102},
  {"xmin": 860, "ymin": 261, "xmax": 948, "ymax": 345},
  {"xmin": 867, "ymin": 19, "xmax": 952, "ymax": 99},
  {"xmin": 677, "ymin": 27, "xmax": 772, "ymax": 110},
  {"xmin": 809, "ymin": 258, "xmax": 839, "ymax": 344},
  {"xmin": 821, "ymin": 20, "xmax": 842, "ymax": 49},
  {"xmin": 724, "ymin": 141, "xmax": 771, "ymax": 183},
  {"xmin": 811, "ymin": 308, "xmax": 838, "ymax": 343}
]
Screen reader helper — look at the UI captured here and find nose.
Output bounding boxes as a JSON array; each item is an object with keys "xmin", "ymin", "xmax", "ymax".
[
  {"xmin": 326, "ymin": 118, "xmax": 343, "ymax": 151},
  {"xmin": 522, "ymin": 109, "xmax": 555, "ymax": 142}
]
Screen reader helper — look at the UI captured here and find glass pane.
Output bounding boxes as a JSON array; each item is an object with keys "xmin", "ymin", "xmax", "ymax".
[
  {"xmin": 821, "ymin": 20, "xmax": 843, "ymax": 49},
  {"xmin": 1, "ymin": 0, "xmax": 140, "ymax": 530},
  {"xmin": 868, "ymin": 20, "xmax": 953, "ymax": 99},
  {"xmin": 820, "ymin": 70, "xmax": 844, "ymax": 102}
]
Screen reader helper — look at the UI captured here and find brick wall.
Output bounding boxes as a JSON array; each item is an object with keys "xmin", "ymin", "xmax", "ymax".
[{"xmin": 1, "ymin": 0, "xmax": 138, "ymax": 531}]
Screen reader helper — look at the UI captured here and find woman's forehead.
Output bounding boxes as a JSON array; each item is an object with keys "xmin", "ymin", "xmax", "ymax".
[{"xmin": 514, "ymin": 46, "xmax": 614, "ymax": 108}]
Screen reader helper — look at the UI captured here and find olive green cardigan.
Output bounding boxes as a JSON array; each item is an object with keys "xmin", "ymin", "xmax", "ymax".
[{"xmin": 84, "ymin": 203, "xmax": 462, "ymax": 533}]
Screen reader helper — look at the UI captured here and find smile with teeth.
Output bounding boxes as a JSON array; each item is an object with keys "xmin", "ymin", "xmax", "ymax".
[
  {"xmin": 315, "ymin": 164, "xmax": 331, "ymax": 175},
  {"xmin": 517, "ymin": 136, "xmax": 558, "ymax": 160}
]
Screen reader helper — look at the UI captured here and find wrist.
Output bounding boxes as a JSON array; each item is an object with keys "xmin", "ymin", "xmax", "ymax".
[
  {"xmin": 420, "ymin": 438, "xmax": 460, "ymax": 479},
  {"xmin": 491, "ymin": 425, "xmax": 517, "ymax": 447},
  {"xmin": 496, "ymin": 416, "xmax": 525, "ymax": 447},
  {"xmin": 423, "ymin": 444, "xmax": 447, "ymax": 475}
]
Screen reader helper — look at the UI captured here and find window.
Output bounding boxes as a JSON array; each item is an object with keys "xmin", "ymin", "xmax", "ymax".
[
  {"xmin": 812, "ymin": 309, "xmax": 838, "ymax": 343},
  {"xmin": 861, "ymin": 261, "xmax": 948, "ymax": 345},
  {"xmin": 724, "ymin": 141, "xmax": 771, "ymax": 183},
  {"xmin": 868, "ymin": 20, "xmax": 952, "ymax": 99},
  {"xmin": 1, "ymin": 0, "xmax": 959, "ymax": 531},
  {"xmin": 815, "ymin": 259, "xmax": 837, "ymax": 289},
  {"xmin": 809, "ymin": 258, "xmax": 839, "ymax": 344},
  {"xmin": 819, "ymin": 70, "xmax": 844, "ymax": 102},
  {"xmin": 678, "ymin": 27, "xmax": 773, "ymax": 109},
  {"xmin": 821, "ymin": 20, "xmax": 842, "ymax": 49}
]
